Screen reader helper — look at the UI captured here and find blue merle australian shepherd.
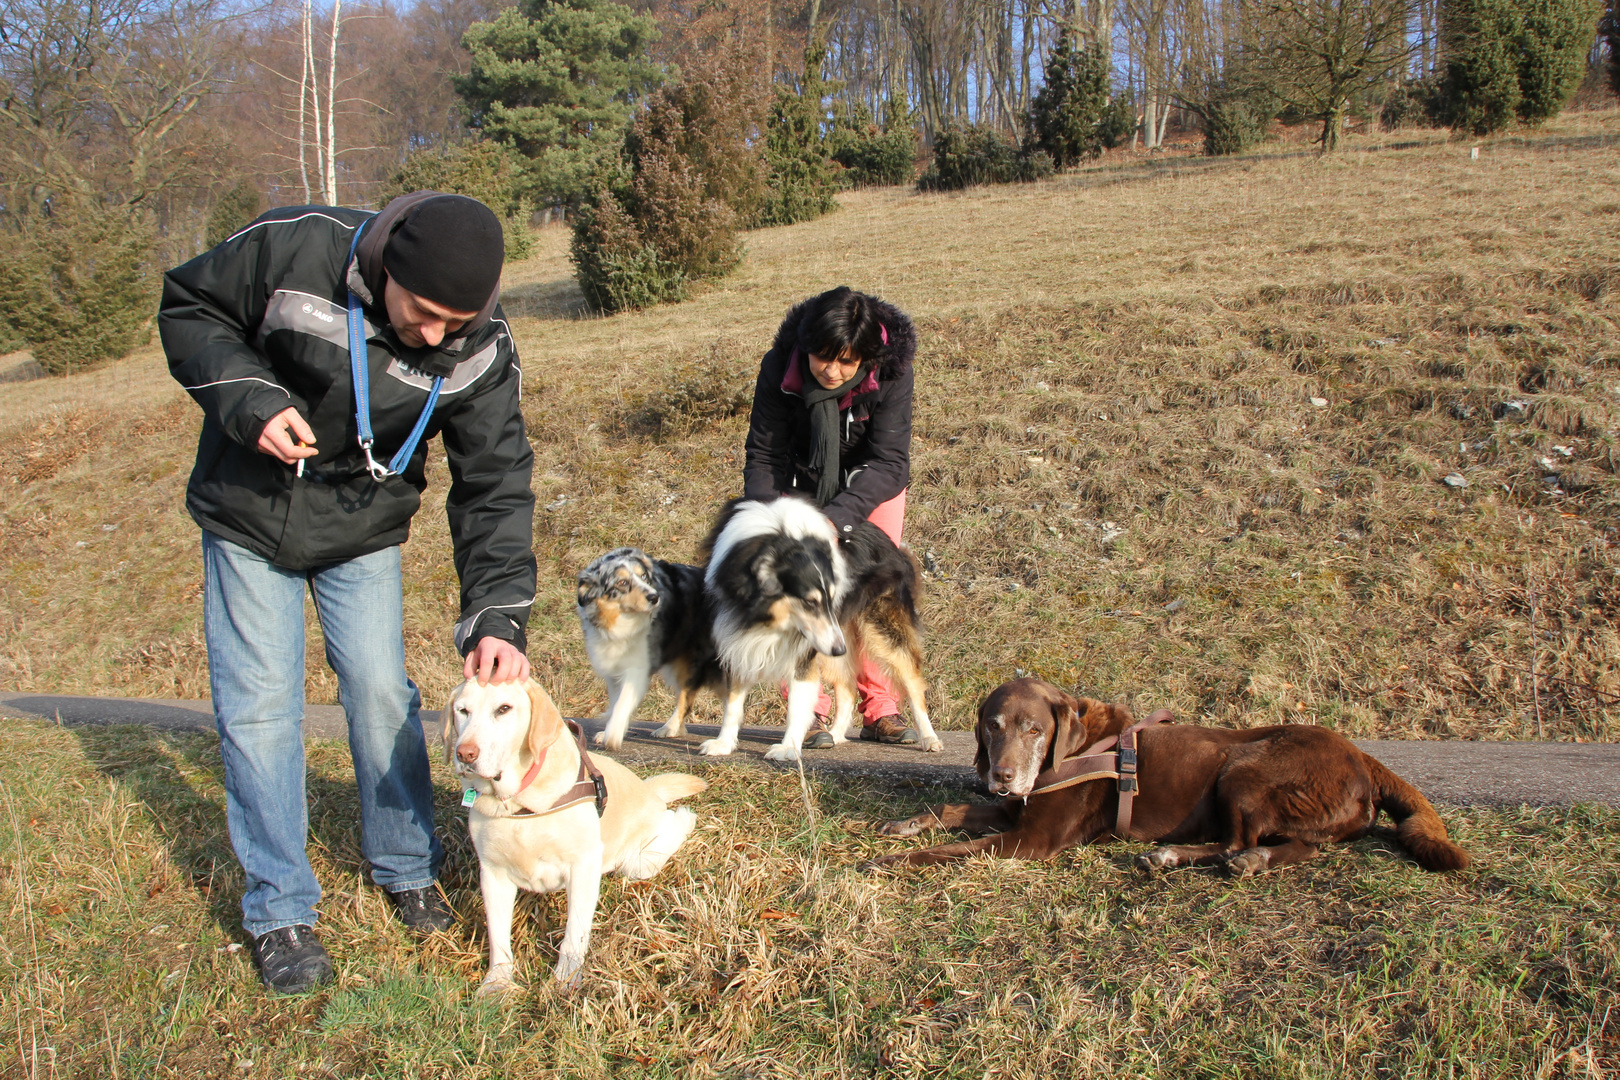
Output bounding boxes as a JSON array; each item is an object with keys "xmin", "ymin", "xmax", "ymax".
[
  {"xmin": 699, "ymin": 496, "xmax": 942, "ymax": 761},
  {"xmin": 576, "ymin": 548, "xmax": 741, "ymax": 751}
]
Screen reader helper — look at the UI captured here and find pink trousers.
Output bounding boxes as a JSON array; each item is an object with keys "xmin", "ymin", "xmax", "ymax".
[{"xmin": 798, "ymin": 489, "xmax": 907, "ymax": 723}]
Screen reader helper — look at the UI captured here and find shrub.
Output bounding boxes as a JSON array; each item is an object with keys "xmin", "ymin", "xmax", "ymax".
[
  {"xmin": 570, "ymin": 86, "xmax": 743, "ymax": 313},
  {"xmin": 754, "ymin": 41, "xmax": 841, "ymax": 227},
  {"xmin": 1435, "ymin": 0, "xmax": 1598, "ymax": 134},
  {"xmin": 380, "ymin": 141, "xmax": 536, "ymax": 261},
  {"xmin": 1029, "ymin": 27, "xmax": 1113, "ymax": 167},
  {"xmin": 828, "ymin": 98, "xmax": 919, "ymax": 187},
  {"xmin": 205, "ymin": 182, "xmax": 264, "ymax": 249},
  {"xmin": 1379, "ymin": 78, "xmax": 1442, "ymax": 130},
  {"xmin": 0, "ymin": 204, "xmax": 157, "ymax": 374},
  {"xmin": 917, "ymin": 124, "xmax": 1054, "ymax": 192},
  {"xmin": 1516, "ymin": 0, "xmax": 1604, "ymax": 123},
  {"xmin": 1202, "ymin": 91, "xmax": 1273, "ymax": 155},
  {"xmin": 1097, "ymin": 96, "xmax": 1137, "ymax": 149}
]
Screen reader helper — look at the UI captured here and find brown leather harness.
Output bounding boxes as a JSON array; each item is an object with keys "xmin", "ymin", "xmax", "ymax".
[
  {"xmin": 467, "ymin": 719, "xmax": 608, "ymax": 819},
  {"xmin": 1018, "ymin": 708, "xmax": 1172, "ymax": 838}
]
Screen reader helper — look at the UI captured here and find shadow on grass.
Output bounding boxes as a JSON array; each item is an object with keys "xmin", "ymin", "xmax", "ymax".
[
  {"xmin": 500, "ymin": 274, "xmax": 591, "ymax": 321},
  {"xmin": 68, "ymin": 723, "xmax": 449, "ymax": 940}
]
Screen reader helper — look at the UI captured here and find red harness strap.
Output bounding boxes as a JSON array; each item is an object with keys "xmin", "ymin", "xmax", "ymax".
[
  {"xmin": 1021, "ymin": 708, "xmax": 1172, "ymax": 838},
  {"xmin": 478, "ymin": 720, "xmax": 608, "ymax": 819}
]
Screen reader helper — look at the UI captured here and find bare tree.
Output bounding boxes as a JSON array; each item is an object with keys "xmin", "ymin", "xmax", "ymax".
[{"xmin": 1251, "ymin": 0, "xmax": 1413, "ymax": 150}]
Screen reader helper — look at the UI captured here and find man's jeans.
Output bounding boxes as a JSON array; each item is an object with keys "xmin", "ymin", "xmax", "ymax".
[{"xmin": 202, "ymin": 531, "xmax": 442, "ymax": 938}]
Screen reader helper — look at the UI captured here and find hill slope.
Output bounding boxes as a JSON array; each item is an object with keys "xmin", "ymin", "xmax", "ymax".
[{"xmin": 3, "ymin": 119, "xmax": 1618, "ymax": 740}]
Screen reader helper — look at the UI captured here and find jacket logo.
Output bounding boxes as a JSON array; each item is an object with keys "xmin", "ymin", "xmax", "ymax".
[{"xmin": 301, "ymin": 302, "xmax": 335, "ymax": 324}]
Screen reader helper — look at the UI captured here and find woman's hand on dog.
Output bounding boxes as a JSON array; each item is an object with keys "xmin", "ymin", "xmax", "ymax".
[{"xmin": 464, "ymin": 636, "xmax": 530, "ymax": 686}]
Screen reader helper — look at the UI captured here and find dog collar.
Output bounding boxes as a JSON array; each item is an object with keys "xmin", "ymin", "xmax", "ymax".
[
  {"xmin": 467, "ymin": 720, "xmax": 608, "ymax": 820},
  {"xmin": 1016, "ymin": 708, "xmax": 1172, "ymax": 838}
]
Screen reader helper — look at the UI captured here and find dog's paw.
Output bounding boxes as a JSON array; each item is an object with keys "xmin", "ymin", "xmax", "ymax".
[
  {"xmin": 763, "ymin": 743, "xmax": 800, "ymax": 763},
  {"xmin": 1223, "ymin": 850, "xmax": 1266, "ymax": 879},
  {"xmin": 477, "ymin": 966, "xmax": 519, "ymax": 998},
  {"xmin": 862, "ymin": 852, "xmax": 906, "ymax": 871},
  {"xmin": 697, "ymin": 738, "xmax": 736, "ymax": 757},
  {"xmin": 592, "ymin": 729, "xmax": 624, "ymax": 751},
  {"xmin": 876, "ymin": 817, "xmax": 925, "ymax": 837},
  {"xmin": 554, "ymin": 951, "xmax": 587, "ymax": 990},
  {"xmin": 649, "ymin": 720, "xmax": 684, "ymax": 739},
  {"xmin": 1136, "ymin": 849, "xmax": 1174, "ymax": 873},
  {"xmin": 919, "ymin": 735, "xmax": 944, "ymax": 753}
]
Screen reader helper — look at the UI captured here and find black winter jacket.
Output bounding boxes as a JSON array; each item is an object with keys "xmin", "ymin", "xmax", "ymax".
[
  {"xmin": 742, "ymin": 296, "xmax": 916, "ymax": 533},
  {"xmin": 159, "ymin": 204, "xmax": 537, "ymax": 654}
]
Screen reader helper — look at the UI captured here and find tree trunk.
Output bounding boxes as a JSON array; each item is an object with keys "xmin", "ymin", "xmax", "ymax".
[
  {"xmin": 325, "ymin": 0, "xmax": 341, "ymax": 205},
  {"xmin": 299, "ymin": 0, "xmax": 313, "ymax": 204}
]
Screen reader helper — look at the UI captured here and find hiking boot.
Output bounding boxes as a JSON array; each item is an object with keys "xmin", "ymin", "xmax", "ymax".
[
  {"xmin": 388, "ymin": 885, "xmax": 454, "ymax": 935},
  {"xmin": 804, "ymin": 718, "xmax": 835, "ymax": 749},
  {"xmin": 251, "ymin": 924, "xmax": 333, "ymax": 995},
  {"xmin": 861, "ymin": 715, "xmax": 917, "ymax": 745}
]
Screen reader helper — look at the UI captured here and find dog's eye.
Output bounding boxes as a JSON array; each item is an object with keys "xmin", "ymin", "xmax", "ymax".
[{"xmin": 495, "ymin": 703, "xmax": 512, "ymax": 715}]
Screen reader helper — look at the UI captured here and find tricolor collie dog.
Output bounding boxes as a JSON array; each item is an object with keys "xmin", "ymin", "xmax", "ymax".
[
  {"xmin": 576, "ymin": 547, "xmax": 739, "ymax": 751},
  {"xmin": 700, "ymin": 497, "xmax": 942, "ymax": 761}
]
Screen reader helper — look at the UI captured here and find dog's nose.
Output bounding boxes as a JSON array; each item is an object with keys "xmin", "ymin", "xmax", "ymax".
[
  {"xmin": 456, "ymin": 742, "xmax": 479, "ymax": 765},
  {"xmin": 991, "ymin": 765, "xmax": 1017, "ymax": 786}
]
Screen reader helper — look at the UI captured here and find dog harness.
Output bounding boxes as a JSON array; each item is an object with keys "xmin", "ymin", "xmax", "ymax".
[
  {"xmin": 466, "ymin": 720, "xmax": 608, "ymax": 819},
  {"xmin": 1020, "ymin": 708, "xmax": 1172, "ymax": 838}
]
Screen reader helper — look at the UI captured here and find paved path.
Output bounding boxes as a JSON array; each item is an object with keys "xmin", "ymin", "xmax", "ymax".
[{"xmin": 3, "ymin": 691, "xmax": 1617, "ymax": 808}]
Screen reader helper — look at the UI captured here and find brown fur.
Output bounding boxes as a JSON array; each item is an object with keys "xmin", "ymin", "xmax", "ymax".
[{"xmin": 874, "ymin": 677, "xmax": 1470, "ymax": 876}]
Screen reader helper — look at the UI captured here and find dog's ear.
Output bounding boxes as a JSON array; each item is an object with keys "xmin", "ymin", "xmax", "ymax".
[
  {"xmin": 1048, "ymin": 689, "xmax": 1090, "ymax": 767},
  {"xmin": 973, "ymin": 699, "xmax": 991, "ymax": 779},
  {"xmin": 753, "ymin": 551, "xmax": 782, "ymax": 597},
  {"xmin": 441, "ymin": 683, "xmax": 464, "ymax": 767},
  {"xmin": 524, "ymin": 680, "xmax": 564, "ymax": 760}
]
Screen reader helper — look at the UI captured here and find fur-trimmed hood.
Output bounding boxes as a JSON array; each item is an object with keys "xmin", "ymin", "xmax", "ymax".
[{"xmin": 768, "ymin": 291, "xmax": 916, "ymax": 382}]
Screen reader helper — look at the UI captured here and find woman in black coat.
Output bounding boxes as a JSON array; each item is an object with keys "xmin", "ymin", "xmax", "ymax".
[{"xmin": 743, "ymin": 286, "xmax": 918, "ymax": 745}]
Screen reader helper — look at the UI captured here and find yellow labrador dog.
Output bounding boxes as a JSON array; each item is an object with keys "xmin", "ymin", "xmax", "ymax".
[{"xmin": 443, "ymin": 678, "xmax": 706, "ymax": 993}]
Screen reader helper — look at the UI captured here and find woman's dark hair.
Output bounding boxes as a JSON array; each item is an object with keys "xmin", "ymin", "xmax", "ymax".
[{"xmin": 796, "ymin": 286, "xmax": 886, "ymax": 363}]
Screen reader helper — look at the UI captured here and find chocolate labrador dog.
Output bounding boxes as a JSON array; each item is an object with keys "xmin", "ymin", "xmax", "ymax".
[{"xmin": 874, "ymin": 678, "xmax": 1469, "ymax": 876}]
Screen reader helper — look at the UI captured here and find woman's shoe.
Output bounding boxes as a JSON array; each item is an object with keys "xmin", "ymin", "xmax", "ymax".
[{"xmin": 860, "ymin": 715, "xmax": 917, "ymax": 745}]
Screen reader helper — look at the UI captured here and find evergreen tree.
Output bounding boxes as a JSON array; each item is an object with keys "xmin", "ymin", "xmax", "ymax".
[
  {"xmin": 381, "ymin": 141, "xmax": 537, "ymax": 261},
  {"xmin": 754, "ymin": 41, "xmax": 841, "ymax": 227},
  {"xmin": 1029, "ymin": 27, "xmax": 1112, "ymax": 168},
  {"xmin": 205, "ymin": 182, "xmax": 264, "ymax": 250},
  {"xmin": 1437, "ymin": 0, "xmax": 1524, "ymax": 134},
  {"xmin": 1516, "ymin": 0, "xmax": 1603, "ymax": 123},
  {"xmin": 1436, "ymin": 0, "xmax": 1597, "ymax": 134},
  {"xmin": 456, "ymin": 0, "xmax": 663, "ymax": 206}
]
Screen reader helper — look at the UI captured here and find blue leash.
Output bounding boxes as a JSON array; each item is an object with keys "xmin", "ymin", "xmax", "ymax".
[{"xmin": 346, "ymin": 223, "xmax": 443, "ymax": 481}]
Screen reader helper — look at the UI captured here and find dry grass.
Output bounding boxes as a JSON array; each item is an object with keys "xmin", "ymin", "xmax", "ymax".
[
  {"xmin": 1, "ymin": 719, "xmax": 1615, "ymax": 1078},
  {"xmin": 2, "ymin": 115, "xmax": 1620, "ymax": 740}
]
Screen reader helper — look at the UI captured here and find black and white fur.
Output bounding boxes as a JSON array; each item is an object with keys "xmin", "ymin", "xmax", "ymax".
[
  {"xmin": 700, "ymin": 497, "xmax": 942, "ymax": 761},
  {"xmin": 576, "ymin": 547, "xmax": 739, "ymax": 751}
]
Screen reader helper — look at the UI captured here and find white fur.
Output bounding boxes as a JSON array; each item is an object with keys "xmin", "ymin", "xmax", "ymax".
[
  {"xmin": 444, "ymin": 679, "xmax": 705, "ymax": 993},
  {"xmin": 705, "ymin": 499, "xmax": 849, "ymax": 597}
]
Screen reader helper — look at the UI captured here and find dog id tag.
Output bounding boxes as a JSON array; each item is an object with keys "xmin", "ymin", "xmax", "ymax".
[{"xmin": 461, "ymin": 788, "xmax": 478, "ymax": 808}]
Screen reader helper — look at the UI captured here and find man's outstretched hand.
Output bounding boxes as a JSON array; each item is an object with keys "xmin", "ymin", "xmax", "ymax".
[{"xmin": 465, "ymin": 635, "xmax": 530, "ymax": 686}]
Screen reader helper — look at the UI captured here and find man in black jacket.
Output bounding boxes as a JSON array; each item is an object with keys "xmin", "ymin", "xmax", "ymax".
[{"xmin": 160, "ymin": 193, "xmax": 537, "ymax": 994}]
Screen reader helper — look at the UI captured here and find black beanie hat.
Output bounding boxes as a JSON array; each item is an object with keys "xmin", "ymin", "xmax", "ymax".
[{"xmin": 382, "ymin": 195, "xmax": 504, "ymax": 313}]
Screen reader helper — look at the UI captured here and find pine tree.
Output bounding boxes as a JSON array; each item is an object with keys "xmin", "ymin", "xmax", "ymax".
[
  {"xmin": 456, "ymin": 0, "xmax": 663, "ymax": 206},
  {"xmin": 754, "ymin": 40, "xmax": 841, "ymax": 227},
  {"xmin": 381, "ymin": 142, "xmax": 537, "ymax": 261},
  {"xmin": 1029, "ymin": 27, "xmax": 1112, "ymax": 168}
]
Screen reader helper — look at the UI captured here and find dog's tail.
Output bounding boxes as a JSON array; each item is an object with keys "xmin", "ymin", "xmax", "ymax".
[
  {"xmin": 644, "ymin": 773, "xmax": 708, "ymax": 805},
  {"xmin": 1363, "ymin": 753, "xmax": 1470, "ymax": 871}
]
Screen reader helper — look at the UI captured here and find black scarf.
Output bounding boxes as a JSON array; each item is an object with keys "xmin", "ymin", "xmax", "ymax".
[{"xmin": 802, "ymin": 353, "xmax": 871, "ymax": 507}]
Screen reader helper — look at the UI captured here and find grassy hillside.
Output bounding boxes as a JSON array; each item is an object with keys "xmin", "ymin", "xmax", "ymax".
[{"xmin": 3, "ymin": 118, "xmax": 1620, "ymax": 741}]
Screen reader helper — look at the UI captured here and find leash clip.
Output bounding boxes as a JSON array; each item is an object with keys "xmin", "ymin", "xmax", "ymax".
[
  {"xmin": 592, "ymin": 775, "xmax": 608, "ymax": 817},
  {"xmin": 359, "ymin": 438, "xmax": 393, "ymax": 481}
]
